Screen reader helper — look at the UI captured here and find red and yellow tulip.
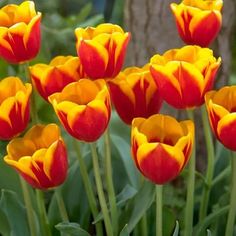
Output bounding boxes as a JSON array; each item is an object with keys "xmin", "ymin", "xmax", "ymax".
[
  {"xmin": 0, "ymin": 1, "xmax": 41, "ymax": 64},
  {"xmin": 75, "ymin": 23, "xmax": 130, "ymax": 79},
  {"xmin": 108, "ymin": 65, "xmax": 162, "ymax": 125},
  {"xmin": 131, "ymin": 114, "xmax": 194, "ymax": 184},
  {"xmin": 4, "ymin": 124, "xmax": 68, "ymax": 189},
  {"xmin": 0, "ymin": 77, "xmax": 31, "ymax": 140},
  {"xmin": 171, "ymin": 0, "xmax": 223, "ymax": 47},
  {"xmin": 150, "ymin": 45, "xmax": 221, "ymax": 109},
  {"xmin": 30, "ymin": 56, "xmax": 86, "ymax": 101},
  {"xmin": 49, "ymin": 79, "xmax": 111, "ymax": 142},
  {"xmin": 205, "ymin": 86, "xmax": 236, "ymax": 151}
]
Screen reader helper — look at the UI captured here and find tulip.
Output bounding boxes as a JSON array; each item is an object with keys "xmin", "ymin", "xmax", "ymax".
[
  {"xmin": 49, "ymin": 79, "xmax": 111, "ymax": 142},
  {"xmin": 205, "ymin": 86, "xmax": 236, "ymax": 151},
  {"xmin": 30, "ymin": 56, "xmax": 86, "ymax": 101},
  {"xmin": 0, "ymin": 1, "xmax": 41, "ymax": 64},
  {"xmin": 4, "ymin": 124, "xmax": 68, "ymax": 189},
  {"xmin": 108, "ymin": 65, "xmax": 162, "ymax": 125},
  {"xmin": 0, "ymin": 77, "xmax": 31, "ymax": 140},
  {"xmin": 75, "ymin": 23, "xmax": 130, "ymax": 79},
  {"xmin": 150, "ymin": 45, "xmax": 221, "ymax": 109},
  {"xmin": 131, "ymin": 114, "xmax": 194, "ymax": 184},
  {"xmin": 171, "ymin": 0, "xmax": 223, "ymax": 47}
]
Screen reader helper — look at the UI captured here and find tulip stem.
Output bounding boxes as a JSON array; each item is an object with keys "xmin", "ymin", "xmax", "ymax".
[
  {"xmin": 73, "ymin": 140, "xmax": 103, "ymax": 236},
  {"xmin": 199, "ymin": 106, "xmax": 215, "ymax": 221},
  {"xmin": 225, "ymin": 152, "xmax": 236, "ymax": 236},
  {"xmin": 19, "ymin": 177, "xmax": 37, "ymax": 236},
  {"xmin": 55, "ymin": 189, "xmax": 69, "ymax": 222},
  {"xmin": 156, "ymin": 185, "xmax": 163, "ymax": 236},
  {"xmin": 104, "ymin": 129, "xmax": 118, "ymax": 235},
  {"xmin": 23, "ymin": 62, "xmax": 38, "ymax": 124},
  {"xmin": 90, "ymin": 143, "xmax": 113, "ymax": 236},
  {"xmin": 184, "ymin": 109, "xmax": 196, "ymax": 236},
  {"xmin": 36, "ymin": 190, "xmax": 52, "ymax": 236}
]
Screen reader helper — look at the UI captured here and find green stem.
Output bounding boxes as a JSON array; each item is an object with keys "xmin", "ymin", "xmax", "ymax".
[
  {"xmin": 199, "ymin": 106, "xmax": 215, "ymax": 221},
  {"xmin": 90, "ymin": 143, "xmax": 113, "ymax": 236},
  {"xmin": 20, "ymin": 177, "xmax": 37, "ymax": 236},
  {"xmin": 140, "ymin": 213, "xmax": 148, "ymax": 236},
  {"xmin": 225, "ymin": 152, "xmax": 236, "ymax": 236},
  {"xmin": 55, "ymin": 189, "xmax": 69, "ymax": 222},
  {"xmin": 184, "ymin": 109, "xmax": 196, "ymax": 236},
  {"xmin": 104, "ymin": 129, "xmax": 118, "ymax": 235},
  {"xmin": 73, "ymin": 140, "xmax": 103, "ymax": 236},
  {"xmin": 36, "ymin": 190, "xmax": 52, "ymax": 236},
  {"xmin": 156, "ymin": 185, "xmax": 163, "ymax": 236},
  {"xmin": 23, "ymin": 62, "xmax": 38, "ymax": 124}
]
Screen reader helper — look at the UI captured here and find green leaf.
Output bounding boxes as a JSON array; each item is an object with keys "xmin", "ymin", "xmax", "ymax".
[
  {"xmin": 0, "ymin": 207, "xmax": 10, "ymax": 236},
  {"xmin": 207, "ymin": 229, "xmax": 212, "ymax": 236},
  {"xmin": 0, "ymin": 190, "xmax": 31, "ymax": 236},
  {"xmin": 127, "ymin": 181, "xmax": 155, "ymax": 233},
  {"xmin": 172, "ymin": 221, "xmax": 179, "ymax": 236},
  {"xmin": 78, "ymin": 14, "xmax": 104, "ymax": 28},
  {"xmin": 111, "ymin": 134, "xmax": 139, "ymax": 188},
  {"xmin": 93, "ymin": 184, "xmax": 138, "ymax": 224},
  {"xmin": 119, "ymin": 224, "xmax": 129, "ymax": 236},
  {"xmin": 55, "ymin": 222, "xmax": 91, "ymax": 236}
]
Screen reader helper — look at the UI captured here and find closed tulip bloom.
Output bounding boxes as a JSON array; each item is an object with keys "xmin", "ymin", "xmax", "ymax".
[
  {"xmin": 4, "ymin": 124, "xmax": 68, "ymax": 189},
  {"xmin": 75, "ymin": 23, "xmax": 130, "ymax": 79},
  {"xmin": 30, "ymin": 56, "xmax": 86, "ymax": 101},
  {"xmin": 171, "ymin": 0, "xmax": 223, "ymax": 47},
  {"xmin": 108, "ymin": 66, "xmax": 162, "ymax": 125},
  {"xmin": 49, "ymin": 79, "xmax": 111, "ymax": 142},
  {"xmin": 150, "ymin": 45, "xmax": 221, "ymax": 109},
  {"xmin": 131, "ymin": 114, "xmax": 194, "ymax": 184},
  {"xmin": 0, "ymin": 77, "xmax": 31, "ymax": 140},
  {"xmin": 0, "ymin": 1, "xmax": 41, "ymax": 64},
  {"xmin": 205, "ymin": 86, "xmax": 236, "ymax": 151}
]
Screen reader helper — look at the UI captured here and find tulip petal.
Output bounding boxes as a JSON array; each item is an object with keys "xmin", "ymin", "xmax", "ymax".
[
  {"xmin": 44, "ymin": 139, "xmax": 67, "ymax": 186},
  {"xmin": 78, "ymin": 40, "xmax": 108, "ymax": 78},
  {"xmin": 190, "ymin": 10, "xmax": 222, "ymax": 47},
  {"xmin": 137, "ymin": 143, "xmax": 184, "ymax": 184},
  {"xmin": 217, "ymin": 113, "xmax": 236, "ymax": 151}
]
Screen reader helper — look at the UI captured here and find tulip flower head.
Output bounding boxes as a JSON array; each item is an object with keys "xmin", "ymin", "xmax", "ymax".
[
  {"xmin": 75, "ymin": 23, "xmax": 130, "ymax": 79},
  {"xmin": 171, "ymin": 0, "xmax": 223, "ymax": 47},
  {"xmin": 205, "ymin": 86, "xmax": 236, "ymax": 151},
  {"xmin": 0, "ymin": 77, "xmax": 31, "ymax": 140},
  {"xmin": 30, "ymin": 56, "xmax": 86, "ymax": 101},
  {"xmin": 131, "ymin": 114, "xmax": 194, "ymax": 184},
  {"xmin": 0, "ymin": 1, "xmax": 41, "ymax": 63},
  {"xmin": 108, "ymin": 65, "xmax": 162, "ymax": 125},
  {"xmin": 49, "ymin": 79, "xmax": 111, "ymax": 142},
  {"xmin": 4, "ymin": 124, "xmax": 68, "ymax": 189},
  {"xmin": 150, "ymin": 45, "xmax": 221, "ymax": 109}
]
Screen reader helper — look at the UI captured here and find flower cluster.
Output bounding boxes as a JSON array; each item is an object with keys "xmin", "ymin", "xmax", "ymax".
[{"xmin": 1, "ymin": 0, "xmax": 229, "ymax": 192}]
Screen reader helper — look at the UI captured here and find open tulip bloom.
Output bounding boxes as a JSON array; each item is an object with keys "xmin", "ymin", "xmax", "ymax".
[
  {"xmin": 0, "ymin": 77, "xmax": 31, "ymax": 140},
  {"xmin": 150, "ymin": 45, "xmax": 221, "ymax": 109},
  {"xmin": 49, "ymin": 79, "xmax": 111, "ymax": 142},
  {"xmin": 4, "ymin": 124, "xmax": 68, "ymax": 189},
  {"xmin": 75, "ymin": 23, "xmax": 130, "ymax": 79},
  {"xmin": 0, "ymin": 1, "xmax": 41, "ymax": 64},
  {"xmin": 131, "ymin": 114, "xmax": 194, "ymax": 185},
  {"xmin": 108, "ymin": 65, "xmax": 163, "ymax": 125},
  {"xmin": 30, "ymin": 55, "xmax": 86, "ymax": 101},
  {"xmin": 205, "ymin": 86, "xmax": 236, "ymax": 151},
  {"xmin": 171, "ymin": 0, "xmax": 223, "ymax": 47}
]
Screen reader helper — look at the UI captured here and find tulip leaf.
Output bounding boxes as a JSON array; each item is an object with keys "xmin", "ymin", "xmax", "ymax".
[
  {"xmin": 172, "ymin": 221, "xmax": 179, "ymax": 236},
  {"xmin": 126, "ymin": 181, "xmax": 155, "ymax": 233},
  {"xmin": 207, "ymin": 229, "xmax": 212, "ymax": 236},
  {"xmin": 55, "ymin": 222, "xmax": 90, "ymax": 236},
  {"xmin": 119, "ymin": 224, "xmax": 129, "ymax": 236},
  {"xmin": 111, "ymin": 134, "xmax": 139, "ymax": 189},
  {"xmin": 93, "ymin": 184, "xmax": 137, "ymax": 223},
  {"xmin": 0, "ymin": 207, "xmax": 10, "ymax": 236},
  {"xmin": 0, "ymin": 189, "xmax": 31, "ymax": 236}
]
